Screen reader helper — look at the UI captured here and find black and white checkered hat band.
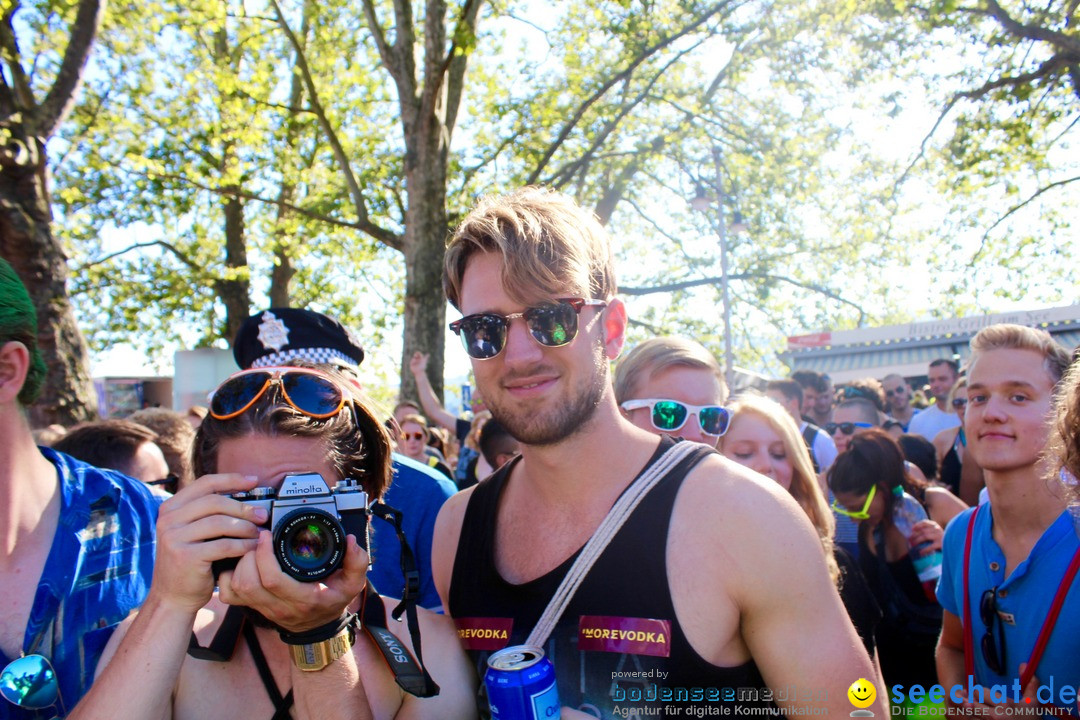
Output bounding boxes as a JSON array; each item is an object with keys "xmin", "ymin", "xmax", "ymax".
[{"xmin": 252, "ymin": 348, "xmax": 358, "ymax": 368}]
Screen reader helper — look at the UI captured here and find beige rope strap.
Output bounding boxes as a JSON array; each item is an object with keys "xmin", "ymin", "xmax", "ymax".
[{"xmin": 524, "ymin": 440, "xmax": 703, "ymax": 648}]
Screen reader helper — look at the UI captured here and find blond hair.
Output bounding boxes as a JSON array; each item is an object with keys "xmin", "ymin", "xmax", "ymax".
[
  {"xmin": 614, "ymin": 336, "xmax": 727, "ymax": 405},
  {"xmin": 444, "ymin": 187, "xmax": 617, "ymax": 309},
  {"xmin": 947, "ymin": 376, "xmax": 968, "ymax": 406},
  {"xmin": 719, "ymin": 394, "xmax": 838, "ymax": 582},
  {"xmin": 968, "ymin": 324, "xmax": 1072, "ymax": 386}
]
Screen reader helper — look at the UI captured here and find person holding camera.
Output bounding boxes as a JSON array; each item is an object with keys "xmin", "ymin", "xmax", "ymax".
[{"xmin": 68, "ymin": 364, "xmax": 475, "ymax": 720}]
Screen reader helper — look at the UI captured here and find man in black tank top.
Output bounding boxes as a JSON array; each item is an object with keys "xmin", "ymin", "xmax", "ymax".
[{"xmin": 433, "ymin": 188, "xmax": 884, "ymax": 719}]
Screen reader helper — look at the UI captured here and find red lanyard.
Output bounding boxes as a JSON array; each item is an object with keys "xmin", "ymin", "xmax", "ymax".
[{"xmin": 962, "ymin": 505, "xmax": 1080, "ymax": 689}]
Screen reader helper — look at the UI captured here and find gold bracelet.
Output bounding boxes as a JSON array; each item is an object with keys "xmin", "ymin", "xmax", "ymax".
[{"xmin": 289, "ymin": 626, "xmax": 354, "ymax": 672}]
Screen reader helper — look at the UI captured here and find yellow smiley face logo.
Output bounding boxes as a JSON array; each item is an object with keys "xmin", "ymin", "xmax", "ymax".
[{"xmin": 847, "ymin": 678, "xmax": 876, "ymax": 709}]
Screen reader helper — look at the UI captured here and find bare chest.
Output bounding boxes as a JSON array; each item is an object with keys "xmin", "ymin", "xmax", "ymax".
[
  {"xmin": 0, "ymin": 555, "xmax": 49, "ymax": 659},
  {"xmin": 174, "ymin": 638, "xmax": 293, "ymax": 720},
  {"xmin": 494, "ymin": 501, "xmax": 597, "ymax": 585},
  {"xmin": 174, "ymin": 627, "xmax": 404, "ymax": 720}
]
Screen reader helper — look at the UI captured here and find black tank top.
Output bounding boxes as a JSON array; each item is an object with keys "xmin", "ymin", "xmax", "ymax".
[
  {"xmin": 940, "ymin": 442, "xmax": 962, "ymax": 496},
  {"xmin": 449, "ymin": 437, "xmax": 774, "ymax": 718}
]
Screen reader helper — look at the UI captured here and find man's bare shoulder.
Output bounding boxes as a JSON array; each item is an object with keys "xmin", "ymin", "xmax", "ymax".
[
  {"xmin": 672, "ymin": 453, "xmax": 830, "ymax": 584},
  {"xmin": 432, "ymin": 484, "xmax": 479, "ymax": 553},
  {"xmin": 431, "ymin": 484, "xmax": 480, "ymax": 607},
  {"xmin": 679, "ymin": 452, "xmax": 806, "ymax": 521}
]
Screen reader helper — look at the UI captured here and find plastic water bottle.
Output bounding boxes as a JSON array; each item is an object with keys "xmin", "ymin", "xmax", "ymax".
[{"xmin": 891, "ymin": 491, "xmax": 943, "ymax": 602}]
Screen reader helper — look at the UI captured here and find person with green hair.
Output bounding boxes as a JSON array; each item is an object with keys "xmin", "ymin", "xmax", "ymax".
[
  {"xmin": 0, "ymin": 258, "xmax": 47, "ymax": 407},
  {"xmin": 0, "ymin": 258, "xmax": 159, "ymax": 719}
]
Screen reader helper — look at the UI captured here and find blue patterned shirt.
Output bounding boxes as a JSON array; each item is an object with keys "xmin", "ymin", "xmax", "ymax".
[{"xmin": 0, "ymin": 448, "xmax": 158, "ymax": 719}]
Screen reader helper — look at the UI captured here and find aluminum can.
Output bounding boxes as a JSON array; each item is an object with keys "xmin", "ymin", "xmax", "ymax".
[{"xmin": 484, "ymin": 645, "xmax": 560, "ymax": 720}]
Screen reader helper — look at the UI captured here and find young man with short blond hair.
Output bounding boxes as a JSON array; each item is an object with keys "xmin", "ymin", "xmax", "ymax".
[{"xmin": 935, "ymin": 324, "xmax": 1077, "ymax": 716}]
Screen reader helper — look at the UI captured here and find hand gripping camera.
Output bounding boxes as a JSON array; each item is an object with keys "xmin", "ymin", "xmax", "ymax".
[{"xmin": 213, "ymin": 472, "xmax": 370, "ymax": 582}]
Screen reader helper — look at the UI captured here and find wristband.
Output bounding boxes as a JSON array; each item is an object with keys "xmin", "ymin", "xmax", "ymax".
[
  {"xmin": 280, "ymin": 613, "xmax": 358, "ymax": 672},
  {"xmin": 279, "ymin": 613, "xmax": 356, "ymax": 645}
]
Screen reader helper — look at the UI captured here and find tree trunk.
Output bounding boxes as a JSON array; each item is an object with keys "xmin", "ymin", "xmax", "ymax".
[
  {"xmin": 267, "ymin": 0, "xmax": 310, "ymax": 310},
  {"xmin": 399, "ymin": 151, "xmax": 448, "ymax": 404},
  {"xmin": 0, "ymin": 133, "xmax": 96, "ymax": 426},
  {"xmin": 219, "ymin": 192, "xmax": 250, "ymax": 341},
  {"xmin": 269, "ymin": 245, "xmax": 294, "ymax": 308}
]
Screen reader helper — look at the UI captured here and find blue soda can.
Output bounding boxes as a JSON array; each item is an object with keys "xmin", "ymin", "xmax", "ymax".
[{"xmin": 484, "ymin": 645, "xmax": 560, "ymax": 720}]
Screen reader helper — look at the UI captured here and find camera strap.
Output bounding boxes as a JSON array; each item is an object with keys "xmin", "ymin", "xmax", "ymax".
[
  {"xmin": 366, "ymin": 501, "xmax": 440, "ymax": 698},
  {"xmin": 187, "ymin": 604, "xmax": 245, "ymax": 661}
]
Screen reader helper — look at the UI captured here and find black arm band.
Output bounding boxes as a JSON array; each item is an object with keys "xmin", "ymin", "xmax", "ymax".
[{"xmin": 278, "ymin": 612, "xmax": 357, "ymax": 645}]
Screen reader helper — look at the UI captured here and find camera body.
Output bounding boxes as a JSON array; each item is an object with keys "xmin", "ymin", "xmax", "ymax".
[{"xmin": 212, "ymin": 472, "xmax": 369, "ymax": 582}]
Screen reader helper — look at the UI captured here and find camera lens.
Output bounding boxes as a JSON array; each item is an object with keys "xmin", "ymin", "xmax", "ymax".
[{"xmin": 272, "ymin": 508, "xmax": 345, "ymax": 582}]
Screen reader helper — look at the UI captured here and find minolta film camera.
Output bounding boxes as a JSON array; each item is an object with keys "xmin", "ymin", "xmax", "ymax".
[{"xmin": 212, "ymin": 472, "xmax": 370, "ymax": 582}]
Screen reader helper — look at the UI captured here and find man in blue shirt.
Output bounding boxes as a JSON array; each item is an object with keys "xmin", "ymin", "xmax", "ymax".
[
  {"xmin": 0, "ymin": 259, "xmax": 158, "ymax": 719},
  {"xmin": 936, "ymin": 324, "xmax": 1078, "ymax": 717},
  {"xmin": 231, "ymin": 308, "xmax": 455, "ymax": 610}
]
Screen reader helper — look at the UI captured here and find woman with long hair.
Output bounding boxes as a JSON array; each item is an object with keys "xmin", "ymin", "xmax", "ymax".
[
  {"xmin": 829, "ymin": 429, "xmax": 944, "ymax": 686},
  {"xmin": 718, "ymin": 395, "xmax": 884, "ymax": 687}
]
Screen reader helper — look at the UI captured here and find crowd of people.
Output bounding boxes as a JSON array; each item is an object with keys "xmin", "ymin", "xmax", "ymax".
[{"xmin": 1, "ymin": 186, "xmax": 1078, "ymax": 720}]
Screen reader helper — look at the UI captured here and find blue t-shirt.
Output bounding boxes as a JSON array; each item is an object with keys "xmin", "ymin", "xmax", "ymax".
[
  {"xmin": 938, "ymin": 506, "xmax": 1080, "ymax": 715},
  {"xmin": 368, "ymin": 454, "xmax": 455, "ymax": 610},
  {"xmin": 1, "ymin": 448, "xmax": 158, "ymax": 719}
]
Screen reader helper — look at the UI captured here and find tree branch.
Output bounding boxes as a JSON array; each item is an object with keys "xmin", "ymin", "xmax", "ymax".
[
  {"xmin": 389, "ymin": 0, "xmax": 419, "ymax": 126},
  {"xmin": 420, "ymin": 0, "xmax": 448, "ymax": 126},
  {"xmin": 0, "ymin": 4, "xmax": 36, "ymax": 115},
  {"xmin": 457, "ymin": 131, "xmax": 519, "ymax": 191},
  {"xmin": 546, "ymin": 44, "xmax": 697, "ymax": 189},
  {"xmin": 38, "ymin": 0, "xmax": 106, "ymax": 137},
  {"xmin": 973, "ymin": 173, "xmax": 1080, "ymax": 260},
  {"xmin": 627, "ymin": 317, "xmax": 666, "ymax": 335},
  {"xmin": 234, "ymin": 86, "xmax": 315, "ymax": 117},
  {"xmin": 622, "ymin": 195, "xmax": 704, "ymax": 269},
  {"xmin": 106, "ymin": 160, "xmax": 403, "ymax": 251},
  {"xmin": 360, "ymin": 0, "xmax": 394, "ymax": 69},
  {"xmin": 621, "ymin": 272, "xmax": 867, "ymax": 324},
  {"xmin": 525, "ymin": 2, "xmax": 728, "ymax": 184},
  {"xmin": 984, "ymin": 0, "xmax": 1080, "ymax": 56},
  {"xmin": 443, "ymin": 0, "xmax": 482, "ymax": 135},
  {"xmin": 270, "ymin": 0, "xmax": 371, "ymax": 228},
  {"xmin": 892, "ymin": 56, "xmax": 1065, "ymax": 194},
  {"xmin": 74, "ymin": 239, "xmax": 202, "ymax": 273}
]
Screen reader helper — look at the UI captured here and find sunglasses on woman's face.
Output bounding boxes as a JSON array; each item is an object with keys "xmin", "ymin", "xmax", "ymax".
[
  {"xmin": 401, "ymin": 431, "xmax": 426, "ymax": 442},
  {"xmin": 1, "ymin": 653, "xmax": 63, "ymax": 718},
  {"xmin": 825, "ymin": 421, "xmax": 874, "ymax": 436},
  {"xmin": 831, "ymin": 484, "xmax": 877, "ymax": 520},
  {"xmin": 449, "ymin": 298, "xmax": 607, "ymax": 360},
  {"xmin": 619, "ymin": 398, "xmax": 731, "ymax": 437},
  {"xmin": 208, "ymin": 367, "xmax": 345, "ymax": 421}
]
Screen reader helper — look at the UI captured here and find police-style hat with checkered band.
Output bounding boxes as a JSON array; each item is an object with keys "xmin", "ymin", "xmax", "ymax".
[{"xmin": 232, "ymin": 308, "xmax": 366, "ymax": 370}]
